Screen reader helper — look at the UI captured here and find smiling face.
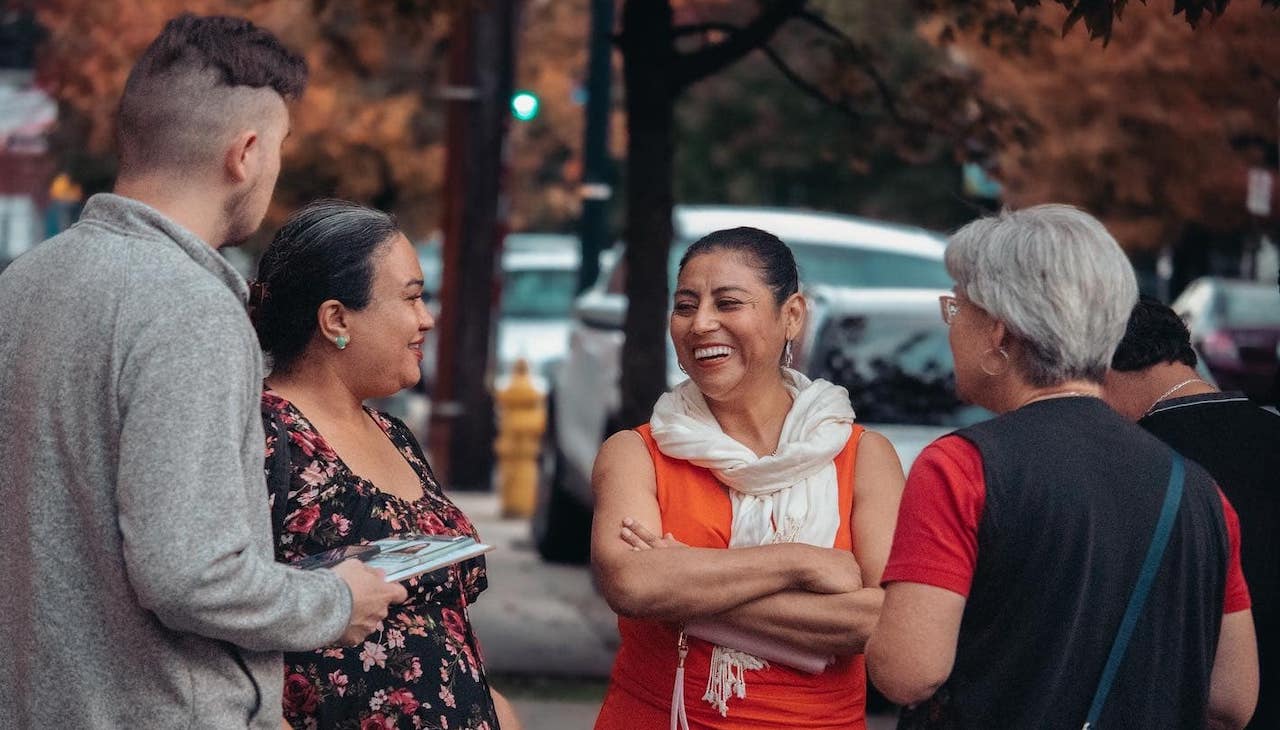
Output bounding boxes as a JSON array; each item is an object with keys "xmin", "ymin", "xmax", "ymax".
[
  {"xmin": 670, "ymin": 250, "xmax": 804, "ymax": 403},
  {"xmin": 343, "ymin": 233, "xmax": 435, "ymax": 397}
]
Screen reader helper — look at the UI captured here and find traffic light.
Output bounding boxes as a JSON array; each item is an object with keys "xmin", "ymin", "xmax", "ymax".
[{"xmin": 510, "ymin": 90, "xmax": 540, "ymax": 122}]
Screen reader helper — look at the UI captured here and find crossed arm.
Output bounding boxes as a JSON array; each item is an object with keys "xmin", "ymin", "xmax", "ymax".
[{"xmin": 590, "ymin": 429, "xmax": 904, "ymax": 657}]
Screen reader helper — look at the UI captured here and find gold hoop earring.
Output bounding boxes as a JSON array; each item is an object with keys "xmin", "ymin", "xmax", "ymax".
[{"xmin": 980, "ymin": 347, "xmax": 1009, "ymax": 377}]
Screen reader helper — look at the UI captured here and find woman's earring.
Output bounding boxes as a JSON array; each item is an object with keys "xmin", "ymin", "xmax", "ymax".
[
  {"xmin": 782, "ymin": 339, "xmax": 794, "ymax": 369},
  {"xmin": 677, "ymin": 360, "xmax": 688, "ymax": 375},
  {"xmin": 334, "ymin": 335, "xmax": 350, "ymax": 350},
  {"xmin": 979, "ymin": 347, "xmax": 1009, "ymax": 377}
]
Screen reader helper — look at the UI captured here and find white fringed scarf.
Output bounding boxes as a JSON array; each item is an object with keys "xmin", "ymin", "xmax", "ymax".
[{"xmin": 649, "ymin": 368, "xmax": 854, "ymax": 719}]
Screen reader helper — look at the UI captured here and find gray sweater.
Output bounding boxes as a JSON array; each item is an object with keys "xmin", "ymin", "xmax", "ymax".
[{"xmin": 0, "ymin": 195, "xmax": 352, "ymax": 729}]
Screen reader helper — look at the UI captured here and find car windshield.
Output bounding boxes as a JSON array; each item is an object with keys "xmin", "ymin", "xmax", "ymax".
[
  {"xmin": 789, "ymin": 241, "xmax": 952, "ymax": 290},
  {"xmin": 810, "ymin": 314, "xmax": 991, "ymax": 427},
  {"xmin": 1219, "ymin": 284, "xmax": 1280, "ymax": 328},
  {"xmin": 502, "ymin": 267, "xmax": 579, "ymax": 318},
  {"xmin": 667, "ymin": 239, "xmax": 951, "ymax": 290}
]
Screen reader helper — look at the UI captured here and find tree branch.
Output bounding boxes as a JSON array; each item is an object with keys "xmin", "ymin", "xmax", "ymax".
[
  {"xmin": 757, "ymin": 44, "xmax": 863, "ymax": 124},
  {"xmin": 674, "ymin": 11, "xmax": 915, "ymax": 130},
  {"xmin": 794, "ymin": 9, "xmax": 904, "ymax": 123},
  {"xmin": 794, "ymin": 7, "xmax": 850, "ymax": 40},
  {"xmin": 672, "ymin": 22, "xmax": 739, "ymax": 38},
  {"xmin": 671, "ymin": 0, "xmax": 808, "ymax": 91}
]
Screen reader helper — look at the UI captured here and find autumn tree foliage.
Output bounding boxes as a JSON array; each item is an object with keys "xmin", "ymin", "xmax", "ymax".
[
  {"xmin": 505, "ymin": 0, "xmax": 627, "ymax": 233},
  {"xmin": 612, "ymin": 0, "xmax": 992, "ymax": 428},
  {"xmin": 935, "ymin": 0, "xmax": 1280, "ymax": 260},
  {"xmin": 34, "ymin": 0, "xmax": 456, "ymax": 237},
  {"xmin": 674, "ymin": 1, "xmax": 988, "ymax": 231},
  {"xmin": 611, "ymin": 0, "xmax": 1279, "ymax": 427},
  {"xmin": 31, "ymin": 0, "xmax": 1280, "ymax": 429}
]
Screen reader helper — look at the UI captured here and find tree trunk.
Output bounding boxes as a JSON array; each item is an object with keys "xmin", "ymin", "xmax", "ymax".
[
  {"xmin": 618, "ymin": 0, "xmax": 677, "ymax": 430},
  {"xmin": 430, "ymin": 0, "xmax": 517, "ymax": 488}
]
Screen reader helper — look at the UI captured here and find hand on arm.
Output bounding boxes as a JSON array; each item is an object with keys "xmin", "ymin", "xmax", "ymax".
[
  {"xmin": 591, "ymin": 431, "xmax": 841, "ymax": 623},
  {"xmin": 713, "ymin": 431, "xmax": 905, "ymax": 656},
  {"xmin": 621, "ymin": 431, "xmax": 905, "ymax": 657}
]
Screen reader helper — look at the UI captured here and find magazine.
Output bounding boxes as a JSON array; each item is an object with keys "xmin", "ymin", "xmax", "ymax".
[{"xmin": 292, "ymin": 534, "xmax": 494, "ymax": 583}]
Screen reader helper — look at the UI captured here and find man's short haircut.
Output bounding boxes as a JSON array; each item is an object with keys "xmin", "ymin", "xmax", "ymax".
[
  {"xmin": 117, "ymin": 13, "xmax": 307, "ymax": 174},
  {"xmin": 1110, "ymin": 295, "xmax": 1199, "ymax": 372}
]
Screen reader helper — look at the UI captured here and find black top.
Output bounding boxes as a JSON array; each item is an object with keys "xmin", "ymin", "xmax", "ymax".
[
  {"xmin": 913, "ymin": 397, "xmax": 1229, "ymax": 730},
  {"xmin": 1140, "ymin": 391, "xmax": 1280, "ymax": 730}
]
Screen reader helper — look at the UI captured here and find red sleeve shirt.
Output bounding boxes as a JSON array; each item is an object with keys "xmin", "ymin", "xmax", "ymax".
[
  {"xmin": 882, "ymin": 435, "xmax": 1252, "ymax": 614},
  {"xmin": 1220, "ymin": 493, "xmax": 1252, "ymax": 613}
]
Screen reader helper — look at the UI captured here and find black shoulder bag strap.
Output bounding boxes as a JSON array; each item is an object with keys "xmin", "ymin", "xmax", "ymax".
[
  {"xmin": 1082, "ymin": 453, "xmax": 1186, "ymax": 729},
  {"xmin": 224, "ymin": 412, "xmax": 293, "ymax": 724},
  {"xmin": 268, "ymin": 410, "xmax": 292, "ymax": 540}
]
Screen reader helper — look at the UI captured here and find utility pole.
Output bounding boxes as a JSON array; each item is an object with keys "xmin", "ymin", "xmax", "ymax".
[
  {"xmin": 576, "ymin": 0, "xmax": 616, "ymax": 293},
  {"xmin": 430, "ymin": 0, "xmax": 519, "ymax": 489}
]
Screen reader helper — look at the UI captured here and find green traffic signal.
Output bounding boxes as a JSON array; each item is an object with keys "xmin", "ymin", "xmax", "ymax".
[{"xmin": 511, "ymin": 90, "xmax": 540, "ymax": 121}]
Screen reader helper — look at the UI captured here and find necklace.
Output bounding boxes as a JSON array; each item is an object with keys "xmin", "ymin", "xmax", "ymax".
[
  {"xmin": 1019, "ymin": 389, "xmax": 1097, "ymax": 408},
  {"xmin": 1142, "ymin": 378, "xmax": 1208, "ymax": 418}
]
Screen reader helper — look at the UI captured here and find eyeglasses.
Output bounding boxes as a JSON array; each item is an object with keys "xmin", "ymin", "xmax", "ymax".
[{"xmin": 939, "ymin": 294, "xmax": 959, "ymax": 326}]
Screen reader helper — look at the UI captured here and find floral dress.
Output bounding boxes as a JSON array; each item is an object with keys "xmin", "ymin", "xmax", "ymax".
[{"xmin": 261, "ymin": 389, "xmax": 499, "ymax": 730}]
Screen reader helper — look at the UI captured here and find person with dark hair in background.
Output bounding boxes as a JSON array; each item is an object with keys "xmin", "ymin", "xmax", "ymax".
[
  {"xmin": 1106, "ymin": 294, "xmax": 1280, "ymax": 729},
  {"xmin": 867, "ymin": 206, "xmax": 1257, "ymax": 729},
  {"xmin": 592, "ymin": 226, "xmax": 905, "ymax": 729},
  {"xmin": 252, "ymin": 200, "xmax": 521, "ymax": 730},
  {"xmin": 0, "ymin": 15, "xmax": 404, "ymax": 729}
]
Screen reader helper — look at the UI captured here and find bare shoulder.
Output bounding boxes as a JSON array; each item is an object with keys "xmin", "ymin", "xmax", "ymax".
[
  {"xmin": 599, "ymin": 428, "xmax": 648, "ymax": 457},
  {"xmin": 591, "ymin": 429, "xmax": 655, "ymax": 496},
  {"xmin": 856, "ymin": 430, "xmax": 904, "ymax": 474},
  {"xmin": 595, "ymin": 429, "xmax": 650, "ymax": 469}
]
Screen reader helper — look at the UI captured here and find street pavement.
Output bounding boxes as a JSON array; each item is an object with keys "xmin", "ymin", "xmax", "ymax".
[{"xmin": 454, "ymin": 490, "xmax": 898, "ymax": 730}]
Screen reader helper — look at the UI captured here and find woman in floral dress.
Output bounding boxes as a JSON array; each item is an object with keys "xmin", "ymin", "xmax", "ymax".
[{"xmin": 251, "ymin": 200, "xmax": 519, "ymax": 730}]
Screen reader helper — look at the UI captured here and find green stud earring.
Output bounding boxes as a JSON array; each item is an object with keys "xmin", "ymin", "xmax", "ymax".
[{"xmin": 334, "ymin": 335, "xmax": 349, "ymax": 350}]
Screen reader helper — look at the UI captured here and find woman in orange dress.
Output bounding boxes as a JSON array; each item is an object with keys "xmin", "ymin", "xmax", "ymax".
[{"xmin": 592, "ymin": 227, "xmax": 905, "ymax": 729}]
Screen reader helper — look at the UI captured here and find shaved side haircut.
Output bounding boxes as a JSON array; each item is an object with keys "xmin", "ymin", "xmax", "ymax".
[{"xmin": 116, "ymin": 13, "xmax": 307, "ymax": 175}]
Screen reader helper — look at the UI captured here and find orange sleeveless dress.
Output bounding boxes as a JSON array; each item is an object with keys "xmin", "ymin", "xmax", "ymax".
[{"xmin": 594, "ymin": 424, "xmax": 868, "ymax": 730}]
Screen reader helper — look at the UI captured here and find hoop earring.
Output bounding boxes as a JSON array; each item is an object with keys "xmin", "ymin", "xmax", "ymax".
[
  {"xmin": 781, "ymin": 339, "xmax": 794, "ymax": 369},
  {"xmin": 677, "ymin": 360, "xmax": 688, "ymax": 375},
  {"xmin": 979, "ymin": 347, "xmax": 1009, "ymax": 377}
]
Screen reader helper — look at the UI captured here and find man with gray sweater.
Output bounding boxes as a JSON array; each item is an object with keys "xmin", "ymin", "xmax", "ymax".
[{"xmin": 0, "ymin": 15, "xmax": 406, "ymax": 729}]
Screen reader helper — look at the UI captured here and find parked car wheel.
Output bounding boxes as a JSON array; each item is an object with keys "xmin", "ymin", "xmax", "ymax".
[{"xmin": 532, "ymin": 396, "xmax": 593, "ymax": 564}]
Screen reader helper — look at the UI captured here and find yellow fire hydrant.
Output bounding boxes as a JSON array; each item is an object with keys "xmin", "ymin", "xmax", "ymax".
[{"xmin": 494, "ymin": 358, "xmax": 546, "ymax": 518}]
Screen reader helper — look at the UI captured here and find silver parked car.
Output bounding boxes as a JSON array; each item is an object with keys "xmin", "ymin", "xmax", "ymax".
[
  {"xmin": 416, "ymin": 232, "xmax": 584, "ymax": 395},
  {"xmin": 1171, "ymin": 276, "xmax": 1280, "ymax": 404},
  {"xmin": 495, "ymin": 234, "xmax": 583, "ymax": 392},
  {"xmin": 534, "ymin": 205, "xmax": 966, "ymax": 562},
  {"xmin": 806, "ymin": 286, "xmax": 992, "ymax": 467}
]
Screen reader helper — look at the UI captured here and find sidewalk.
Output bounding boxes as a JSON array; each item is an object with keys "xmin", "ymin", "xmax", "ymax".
[{"xmin": 454, "ymin": 491, "xmax": 619, "ymax": 679}]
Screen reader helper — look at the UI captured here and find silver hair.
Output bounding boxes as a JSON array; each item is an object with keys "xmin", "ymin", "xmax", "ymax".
[{"xmin": 946, "ymin": 204, "xmax": 1138, "ymax": 386}]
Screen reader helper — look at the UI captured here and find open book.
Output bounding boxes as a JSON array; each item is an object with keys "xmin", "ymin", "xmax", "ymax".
[{"xmin": 293, "ymin": 534, "xmax": 494, "ymax": 583}]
